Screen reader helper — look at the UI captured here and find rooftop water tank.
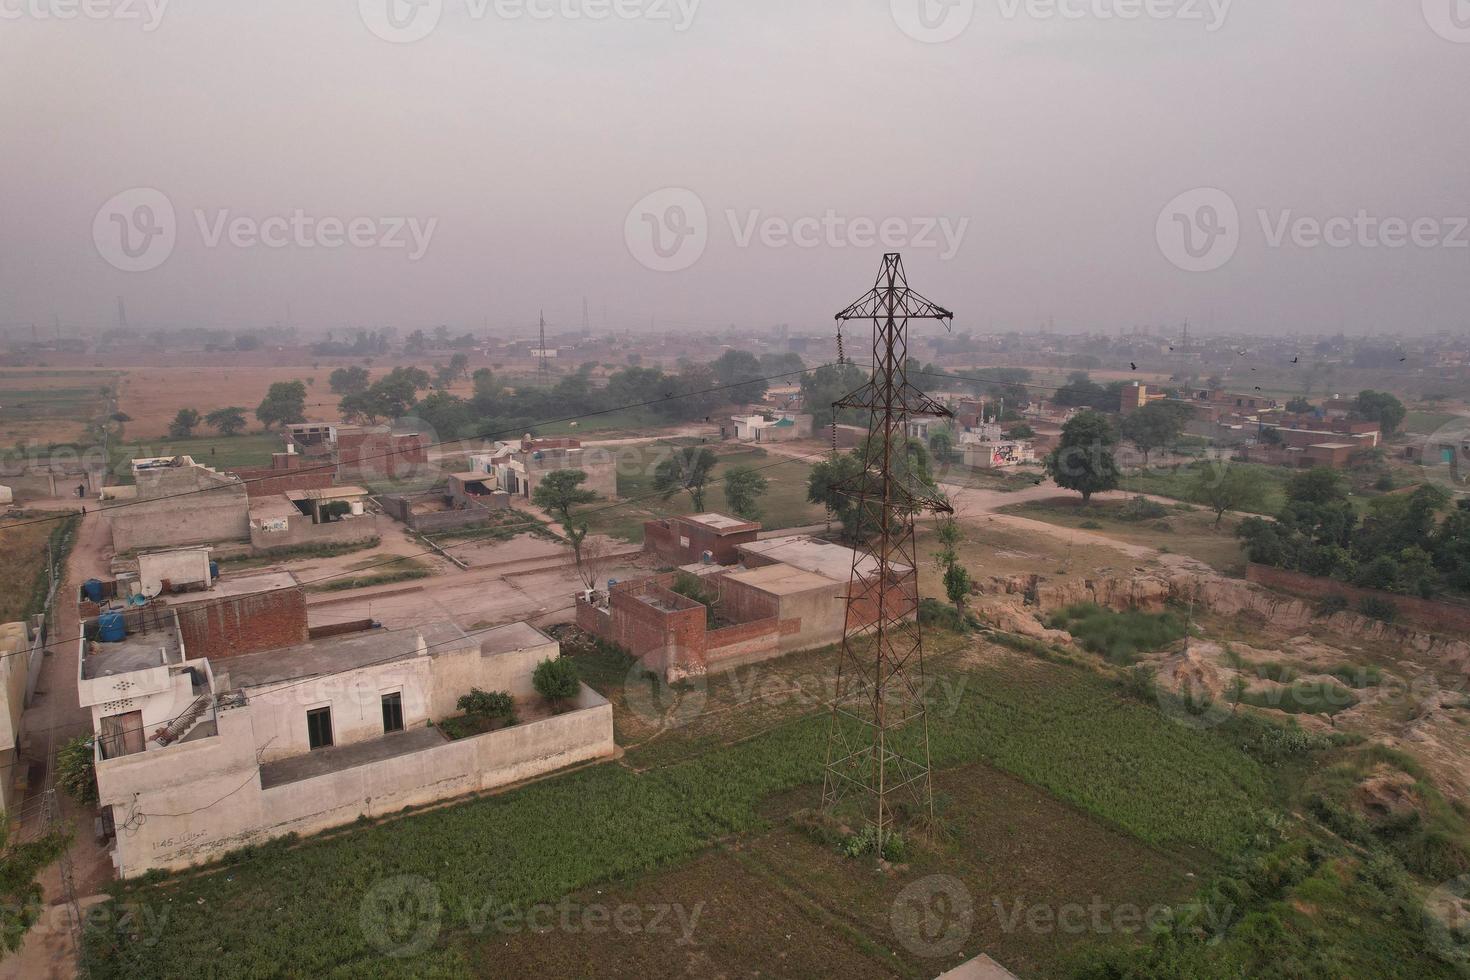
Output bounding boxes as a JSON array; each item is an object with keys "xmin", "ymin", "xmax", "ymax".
[
  {"xmin": 83, "ymin": 579, "xmax": 104, "ymax": 603},
  {"xmin": 96, "ymin": 611, "xmax": 127, "ymax": 643}
]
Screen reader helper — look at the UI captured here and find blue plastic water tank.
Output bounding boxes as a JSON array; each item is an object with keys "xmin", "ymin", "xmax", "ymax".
[
  {"xmin": 96, "ymin": 611, "xmax": 127, "ymax": 643},
  {"xmin": 83, "ymin": 579, "xmax": 104, "ymax": 603}
]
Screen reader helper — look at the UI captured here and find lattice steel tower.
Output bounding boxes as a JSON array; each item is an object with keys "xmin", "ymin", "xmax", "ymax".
[{"xmin": 822, "ymin": 253, "xmax": 955, "ymax": 852}]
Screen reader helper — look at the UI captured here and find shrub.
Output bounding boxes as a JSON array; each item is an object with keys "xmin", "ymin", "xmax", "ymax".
[
  {"xmin": 56, "ymin": 735, "xmax": 98, "ymax": 806},
  {"xmin": 1316, "ymin": 594, "xmax": 1349, "ymax": 617},
  {"xmin": 1358, "ymin": 596, "xmax": 1398, "ymax": 623},
  {"xmin": 456, "ymin": 688, "xmax": 516, "ymax": 726},
  {"xmin": 1048, "ymin": 603, "xmax": 1188, "ymax": 666},
  {"xmin": 532, "ymin": 658, "xmax": 580, "ymax": 708},
  {"xmin": 918, "ymin": 597, "xmax": 968, "ymax": 633},
  {"xmin": 1120, "ymin": 496, "xmax": 1169, "ymax": 522}
]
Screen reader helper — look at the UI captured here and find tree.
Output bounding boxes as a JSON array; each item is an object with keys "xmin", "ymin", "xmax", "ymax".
[
  {"xmin": 205, "ymin": 406, "xmax": 248, "ymax": 436},
  {"xmin": 329, "ymin": 366, "xmax": 371, "ymax": 396},
  {"xmin": 1285, "ymin": 396, "xmax": 1314, "ymax": 414},
  {"xmin": 1351, "ymin": 390, "xmax": 1407, "ymax": 436},
  {"xmin": 722, "ymin": 466, "xmax": 768, "ymax": 521},
  {"xmin": 168, "ymin": 408, "xmax": 201, "ymax": 439},
  {"xmin": 654, "ymin": 447, "xmax": 718, "ymax": 511},
  {"xmin": 943, "ymin": 561, "xmax": 974, "ymax": 613},
  {"xmin": 1191, "ymin": 463, "xmax": 1271, "ymax": 526},
  {"xmin": 1044, "ymin": 410, "xmax": 1120, "ymax": 505},
  {"xmin": 448, "ymin": 352, "xmax": 470, "ymax": 381},
  {"xmin": 532, "ymin": 657, "xmax": 580, "ymax": 710},
  {"xmin": 711, "ymin": 349, "xmax": 769, "ymax": 404},
  {"xmin": 0, "ymin": 812, "xmax": 67, "ymax": 953},
  {"xmin": 1053, "ymin": 372, "xmax": 1112, "ymax": 410},
  {"xmin": 1009, "ymin": 423, "xmax": 1035, "ymax": 439},
  {"xmin": 1120, "ymin": 402, "xmax": 1191, "ymax": 467},
  {"xmin": 808, "ymin": 437, "xmax": 936, "ymax": 542},
  {"xmin": 532, "ymin": 469, "xmax": 597, "ymax": 525},
  {"xmin": 255, "ymin": 380, "xmax": 307, "ymax": 429},
  {"xmin": 935, "ymin": 516, "xmax": 972, "ymax": 612},
  {"xmin": 568, "ymin": 523, "xmax": 619, "ymax": 594},
  {"xmin": 800, "ymin": 362, "xmax": 868, "ymax": 429}
]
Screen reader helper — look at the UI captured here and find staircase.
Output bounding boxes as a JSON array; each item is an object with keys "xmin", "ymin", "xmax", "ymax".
[{"xmin": 152, "ymin": 695, "xmax": 213, "ymax": 746}]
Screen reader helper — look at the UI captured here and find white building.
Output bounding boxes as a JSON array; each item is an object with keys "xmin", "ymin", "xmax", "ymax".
[{"xmin": 80, "ymin": 613, "xmax": 614, "ymax": 877}]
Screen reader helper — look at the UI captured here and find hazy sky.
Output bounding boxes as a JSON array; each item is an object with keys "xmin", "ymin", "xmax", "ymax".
[{"xmin": 2, "ymin": 0, "xmax": 1468, "ymax": 339}]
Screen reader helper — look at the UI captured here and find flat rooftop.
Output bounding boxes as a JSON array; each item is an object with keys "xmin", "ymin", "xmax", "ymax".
[
  {"xmin": 214, "ymin": 621, "xmax": 470, "ymax": 690},
  {"xmin": 163, "ymin": 572, "xmax": 300, "ymax": 605},
  {"xmin": 725, "ymin": 562, "xmax": 835, "ymax": 596},
  {"xmin": 683, "ymin": 513, "xmax": 757, "ymax": 532},
  {"xmin": 82, "ymin": 624, "xmax": 182, "ymax": 680},
  {"xmin": 479, "ymin": 621, "xmax": 554, "ymax": 657},
  {"xmin": 286, "ymin": 486, "xmax": 369, "ymax": 501},
  {"xmin": 739, "ymin": 535, "xmax": 909, "ymax": 582},
  {"xmin": 259, "ymin": 726, "xmax": 448, "ymax": 790}
]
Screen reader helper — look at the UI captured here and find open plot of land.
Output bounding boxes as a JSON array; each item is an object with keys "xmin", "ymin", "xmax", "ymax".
[
  {"xmin": 0, "ymin": 368, "xmax": 116, "ymax": 446},
  {"xmin": 1119, "ymin": 460, "xmax": 1294, "ymax": 516},
  {"xmin": 107, "ymin": 432, "xmax": 283, "ymax": 479},
  {"xmin": 0, "ymin": 511, "xmax": 75, "ymax": 623},
  {"xmin": 583, "ymin": 443, "xmax": 825, "ymax": 543},
  {"xmin": 997, "ymin": 496, "xmax": 1250, "ymax": 575}
]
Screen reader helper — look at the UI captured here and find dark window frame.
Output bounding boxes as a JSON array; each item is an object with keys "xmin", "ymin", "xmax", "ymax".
[
  {"xmin": 381, "ymin": 692, "xmax": 404, "ymax": 733},
  {"xmin": 307, "ymin": 706, "xmax": 333, "ymax": 749}
]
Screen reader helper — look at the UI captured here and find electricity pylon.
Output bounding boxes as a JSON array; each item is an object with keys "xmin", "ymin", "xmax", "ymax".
[{"xmin": 822, "ymin": 253, "xmax": 955, "ymax": 856}]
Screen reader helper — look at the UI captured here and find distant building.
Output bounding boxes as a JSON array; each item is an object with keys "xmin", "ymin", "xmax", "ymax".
[
  {"xmin": 469, "ymin": 437, "xmax": 617, "ymax": 502},
  {"xmin": 643, "ymin": 513, "xmax": 761, "ymax": 567},
  {"xmin": 249, "ymin": 487, "xmax": 377, "ymax": 552},
  {"xmin": 731, "ymin": 413, "xmax": 812, "ymax": 443}
]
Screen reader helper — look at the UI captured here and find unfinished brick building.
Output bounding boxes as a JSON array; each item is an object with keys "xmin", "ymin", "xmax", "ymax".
[
  {"xmin": 577, "ymin": 534, "xmax": 912, "ymax": 681},
  {"xmin": 643, "ymin": 513, "xmax": 760, "ymax": 567}
]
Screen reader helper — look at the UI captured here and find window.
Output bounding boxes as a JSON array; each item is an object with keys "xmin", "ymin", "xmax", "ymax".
[
  {"xmin": 307, "ymin": 707, "xmax": 333, "ymax": 749},
  {"xmin": 381, "ymin": 692, "xmax": 404, "ymax": 734}
]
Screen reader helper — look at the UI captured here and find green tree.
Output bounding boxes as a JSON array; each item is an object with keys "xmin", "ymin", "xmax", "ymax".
[
  {"xmin": 1120, "ymin": 401, "xmax": 1191, "ymax": 467},
  {"xmin": 328, "ymin": 366, "xmax": 371, "ymax": 395},
  {"xmin": 532, "ymin": 657, "xmax": 580, "ymax": 709},
  {"xmin": 1351, "ymin": 390, "xmax": 1407, "ymax": 436},
  {"xmin": 654, "ymin": 447, "xmax": 719, "ymax": 511},
  {"xmin": 168, "ymin": 408, "xmax": 201, "ymax": 439},
  {"xmin": 800, "ymin": 362, "xmax": 868, "ymax": 429},
  {"xmin": 1044, "ymin": 410, "xmax": 1120, "ymax": 505},
  {"xmin": 205, "ymin": 406, "xmax": 247, "ymax": 436},
  {"xmin": 255, "ymin": 380, "xmax": 307, "ymax": 429},
  {"xmin": 532, "ymin": 469, "xmax": 598, "ymax": 525},
  {"xmin": 1190, "ymin": 463, "xmax": 1271, "ymax": 526},
  {"xmin": 1285, "ymin": 396, "xmax": 1314, "ymax": 414},
  {"xmin": 711, "ymin": 349, "xmax": 769, "ymax": 404},
  {"xmin": 722, "ymin": 466, "xmax": 768, "ymax": 521}
]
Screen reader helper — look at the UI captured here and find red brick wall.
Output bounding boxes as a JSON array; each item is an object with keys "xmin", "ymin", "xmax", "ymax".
[
  {"xmin": 231, "ymin": 465, "xmax": 337, "ymax": 499},
  {"xmin": 337, "ymin": 432, "xmax": 428, "ymax": 480},
  {"xmin": 642, "ymin": 518, "xmax": 758, "ymax": 566},
  {"xmin": 1245, "ymin": 564, "xmax": 1470, "ymax": 635},
  {"xmin": 716, "ymin": 574, "xmax": 781, "ymax": 623},
  {"xmin": 173, "ymin": 586, "xmax": 309, "ymax": 660}
]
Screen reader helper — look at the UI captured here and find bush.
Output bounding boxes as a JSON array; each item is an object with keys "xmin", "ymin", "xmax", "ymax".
[
  {"xmin": 1120, "ymin": 496, "xmax": 1169, "ymax": 522},
  {"xmin": 532, "ymin": 658, "xmax": 580, "ymax": 708},
  {"xmin": 56, "ymin": 735, "xmax": 98, "ymax": 806},
  {"xmin": 918, "ymin": 597, "xmax": 969, "ymax": 633},
  {"xmin": 1358, "ymin": 596, "xmax": 1399, "ymax": 623},
  {"xmin": 1048, "ymin": 603, "xmax": 1188, "ymax": 666},
  {"xmin": 456, "ymin": 688, "xmax": 516, "ymax": 726},
  {"xmin": 1316, "ymin": 594, "xmax": 1349, "ymax": 617}
]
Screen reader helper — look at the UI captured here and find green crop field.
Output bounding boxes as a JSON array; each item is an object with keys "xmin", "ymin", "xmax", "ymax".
[
  {"xmin": 1120, "ymin": 461, "xmax": 1295, "ymax": 516},
  {"xmin": 81, "ymin": 641, "xmax": 1289, "ymax": 978},
  {"xmin": 109, "ymin": 432, "xmax": 285, "ymax": 479}
]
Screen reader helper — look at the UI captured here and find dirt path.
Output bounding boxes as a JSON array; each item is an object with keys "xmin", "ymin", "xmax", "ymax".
[{"xmin": 3, "ymin": 509, "xmax": 117, "ymax": 980}]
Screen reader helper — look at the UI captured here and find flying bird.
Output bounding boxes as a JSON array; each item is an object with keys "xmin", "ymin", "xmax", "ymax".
[
  {"xmin": 1130, "ymin": 362, "xmax": 1137, "ymax": 371},
  {"xmin": 1291, "ymin": 356, "xmax": 1299, "ymax": 364}
]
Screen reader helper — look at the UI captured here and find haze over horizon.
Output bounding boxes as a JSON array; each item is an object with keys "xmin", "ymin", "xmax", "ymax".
[{"xmin": 3, "ymin": 1, "xmax": 1468, "ymax": 337}]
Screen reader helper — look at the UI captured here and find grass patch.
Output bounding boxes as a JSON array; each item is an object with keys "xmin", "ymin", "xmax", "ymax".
[
  {"xmin": 219, "ymin": 537, "xmax": 381, "ymax": 570},
  {"xmin": 0, "ymin": 510, "xmax": 80, "ymax": 622},
  {"xmin": 1047, "ymin": 602, "xmax": 1189, "ymax": 665},
  {"xmin": 109, "ymin": 432, "xmax": 284, "ymax": 480},
  {"xmin": 1238, "ymin": 680, "xmax": 1360, "ymax": 717},
  {"xmin": 424, "ymin": 507, "xmax": 559, "ymax": 544},
  {"xmin": 1119, "ymin": 460, "xmax": 1294, "ymax": 516},
  {"xmin": 307, "ymin": 555, "xmax": 432, "ymax": 592}
]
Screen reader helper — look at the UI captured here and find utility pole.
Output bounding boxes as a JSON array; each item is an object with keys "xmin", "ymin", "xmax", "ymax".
[{"xmin": 822, "ymin": 253, "xmax": 955, "ymax": 859}]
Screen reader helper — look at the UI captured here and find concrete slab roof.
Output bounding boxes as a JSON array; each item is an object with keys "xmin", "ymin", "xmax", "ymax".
[
  {"xmin": 260, "ymin": 726, "xmax": 448, "ymax": 790},
  {"xmin": 216, "ymin": 622, "xmax": 471, "ymax": 690},
  {"xmin": 285, "ymin": 486, "xmax": 369, "ymax": 501},
  {"xmin": 683, "ymin": 513, "xmax": 758, "ymax": 532},
  {"xmin": 738, "ymin": 535, "xmax": 909, "ymax": 582},
  {"xmin": 248, "ymin": 496, "xmax": 299, "ymax": 520},
  {"xmin": 478, "ymin": 621, "xmax": 554, "ymax": 657},
  {"xmin": 166, "ymin": 572, "xmax": 300, "ymax": 605},
  {"xmin": 725, "ymin": 562, "xmax": 836, "ymax": 597},
  {"xmin": 81, "ymin": 623, "xmax": 182, "ymax": 679}
]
